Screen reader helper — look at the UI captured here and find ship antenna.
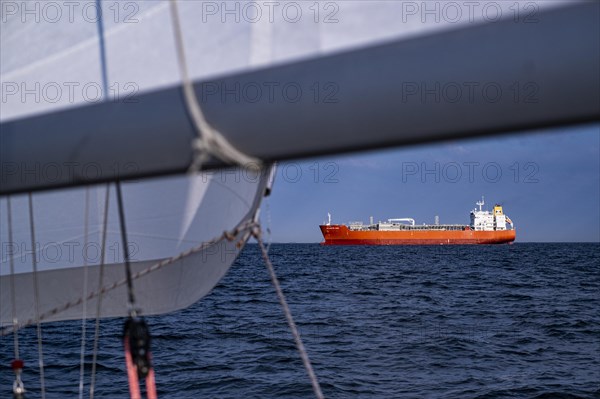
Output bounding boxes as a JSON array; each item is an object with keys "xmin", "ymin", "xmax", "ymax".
[{"xmin": 476, "ymin": 196, "xmax": 485, "ymax": 212}]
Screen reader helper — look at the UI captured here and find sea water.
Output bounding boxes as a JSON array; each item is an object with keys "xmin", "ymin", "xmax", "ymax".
[{"xmin": 1, "ymin": 243, "xmax": 598, "ymax": 398}]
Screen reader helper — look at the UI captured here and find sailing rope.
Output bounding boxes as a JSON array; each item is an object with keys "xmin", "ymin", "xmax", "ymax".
[
  {"xmin": 115, "ymin": 182, "xmax": 158, "ymax": 399},
  {"xmin": 123, "ymin": 318, "xmax": 157, "ymax": 399},
  {"xmin": 115, "ymin": 182, "xmax": 137, "ymax": 314},
  {"xmin": 7, "ymin": 198, "xmax": 25, "ymax": 398},
  {"xmin": 90, "ymin": 185, "xmax": 111, "ymax": 399},
  {"xmin": 264, "ymin": 197, "xmax": 273, "ymax": 254},
  {"xmin": 28, "ymin": 193, "xmax": 46, "ymax": 399},
  {"xmin": 168, "ymin": 0, "xmax": 261, "ymax": 171},
  {"xmin": 94, "ymin": 0, "xmax": 109, "ymax": 98},
  {"xmin": 253, "ymin": 227, "xmax": 325, "ymax": 399},
  {"xmin": 78, "ymin": 187, "xmax": 91, "ymax": 399}
]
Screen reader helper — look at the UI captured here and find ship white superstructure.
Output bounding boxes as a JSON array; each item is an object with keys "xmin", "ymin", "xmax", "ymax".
[{"xmin": 470, "ymin": 198, "xmax": 513, "ymax": 231}]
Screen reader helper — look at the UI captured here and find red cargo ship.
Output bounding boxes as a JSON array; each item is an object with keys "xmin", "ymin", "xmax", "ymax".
[{"xmin": 320, "ymin": 198, "xmax": 515, "ymax": 245}]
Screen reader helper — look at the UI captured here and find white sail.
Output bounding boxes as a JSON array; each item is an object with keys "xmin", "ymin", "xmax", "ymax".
[
  {"xmin": 1, "ymin": 0, "xmax": 572, "ymax": 121},
  {"xmin": 0, "ymin": 170, "xmax": 270, "ymax": 327}
]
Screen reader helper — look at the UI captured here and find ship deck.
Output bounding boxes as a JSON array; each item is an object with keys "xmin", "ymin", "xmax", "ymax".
[{"xmin": 349, "ymin": 224, "xmax": 470, "ymax": 232}]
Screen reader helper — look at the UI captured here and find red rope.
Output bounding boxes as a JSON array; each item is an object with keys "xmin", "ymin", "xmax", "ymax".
[
  {"xmin": 124, "ymin": 338, "xmax": 141, "ymax": 399},
  {"xmin": 124, "ymin": 328, "xmax": 158, "ymax": 399},
  {"xmin": 145, "ymin": 366, "xmax": 158, "ymax": 399}
]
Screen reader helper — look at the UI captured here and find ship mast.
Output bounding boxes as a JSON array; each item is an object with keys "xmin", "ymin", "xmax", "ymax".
[{"xmin": 476, "ymin": 197, "xmax": 485, "ymax": 212}]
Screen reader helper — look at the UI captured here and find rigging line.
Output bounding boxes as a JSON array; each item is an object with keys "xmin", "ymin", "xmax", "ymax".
[
  {"xmin": 6, "ymin": 198, "xmax": 20, "ymax": 360},
  {"xmin": 90, "ymin": 185, "xmax": 111, "ymax": 399},
  {"xmin": 115, "ymin": 182, "xmax": 137, "ymax": 315},
  {"xmin": 95, "ymin": 0, "xmax": 109, "ymax": 99},
  {"xmin": 253, "ymin": 228, "xmax": 325, "ymax": 399},
  {"xmin": 168, "ymin": 0, "xmax": 261, "ymax": 170},
  {"xmin": 28, "ymin": 193, "xmax": 46, "ymax": 399},
  {"xmin": 264, "ymin": 197, "xmax": 273, "ymax": 254},
  {"xmin": 6, "ymin": 198, "xmax": 26, "ymax": 398},
  {"xmin": 79, "ymin": 187, "xmax": 91, "ymax": 399},
  {"xmin": 1, "ymin": 219, "xmax": 258, "ymax": 336}
]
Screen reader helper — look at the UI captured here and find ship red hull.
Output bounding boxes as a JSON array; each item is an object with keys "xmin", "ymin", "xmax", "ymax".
[{"xmin": 320, "ymin": 225, "xmax": 515, "ymax": 245}]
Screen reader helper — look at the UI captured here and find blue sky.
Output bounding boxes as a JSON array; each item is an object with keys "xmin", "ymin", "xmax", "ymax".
[{"xmin": 261, "ymin": 123, "xmax": 600, "ymax": 243}]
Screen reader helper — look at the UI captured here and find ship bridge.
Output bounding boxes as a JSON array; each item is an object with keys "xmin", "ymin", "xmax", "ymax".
[{"xmin": 470, "ymin": 198, "xmax": 514, "ymax": 231}]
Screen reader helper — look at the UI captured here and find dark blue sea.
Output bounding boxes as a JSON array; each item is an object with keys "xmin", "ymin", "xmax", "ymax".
[{"xmin": 2, "ymin": 243, "xmax": 599, "ymax": 398}]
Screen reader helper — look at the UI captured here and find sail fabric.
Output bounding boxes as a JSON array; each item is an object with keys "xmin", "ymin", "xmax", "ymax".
[
  {"xmin": 1, "ymin": 0, "xmax": 570, "ymax": 122},
  {"xmin": 0, "ymin": 170, "xmax": 269, "ymax": 328}
]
